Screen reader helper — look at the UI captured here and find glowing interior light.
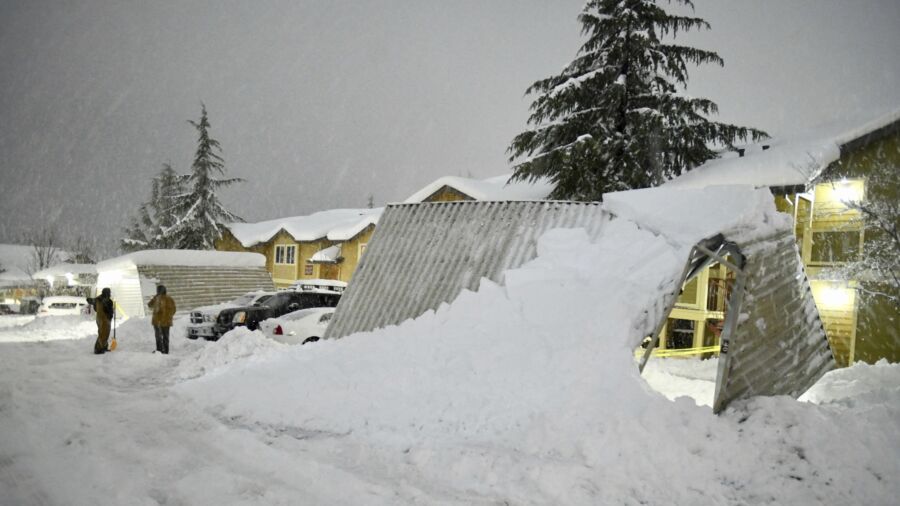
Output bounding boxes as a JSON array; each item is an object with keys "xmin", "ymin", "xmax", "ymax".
[
  {"xmin": 832, "ymin": 179, "xmax": 863, "ymax": 204},
  {"xmin": 65, "ymin": 273, "xmax": 76, "ymax": 286},
  {"xmin": 817, "ymin": 286, "xmax": 853, "ymax": 309}
]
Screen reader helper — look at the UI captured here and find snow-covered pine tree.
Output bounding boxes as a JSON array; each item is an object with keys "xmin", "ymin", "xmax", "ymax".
[
  {"xmin": 120, "ymin": 163, "xmax": 185, "ymax": 252},
  {"xmin": 508, "ymin": 0, "xmax": 768, "ymax": 200},
  {"xmin": 166, "ymin": 104, "xmax": 243, "ymax": 250}
]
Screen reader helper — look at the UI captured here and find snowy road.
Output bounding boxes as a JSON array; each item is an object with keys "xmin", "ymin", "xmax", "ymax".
[{"xmin": 0, "ymin": 317, "xmax": 421, "ymax": 506}]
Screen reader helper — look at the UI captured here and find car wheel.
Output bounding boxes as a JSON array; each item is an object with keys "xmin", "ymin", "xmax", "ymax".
[{"xmin": 302, "ymin": 336, "xmax": 320, "ymax": 345}]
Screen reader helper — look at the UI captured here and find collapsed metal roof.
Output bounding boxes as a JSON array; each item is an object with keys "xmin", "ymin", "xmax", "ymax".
[
  {"xmin": 326, "ymin": 200, "xmax": 835, "ymax": 413},
  {"xmin": 325, "ymin": 200, "xmax": 609, "ymax": 340}
]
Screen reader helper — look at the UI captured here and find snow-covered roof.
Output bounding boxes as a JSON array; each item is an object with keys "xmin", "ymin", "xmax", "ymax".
[
  {"xmin": 310, "ymin": 245, "xmax": 341, "ymax": 263},
  {"xmin": 226, "ymin": 208, "xmax": 383, "ymax": 248},
  {"xmin": 33, "ymin": 263, "xmax": 97, "ymax": 279},
  {"xmin": 665, "ymin": 107, "xmax": 900, "ymax": 190},
  {"xmin": 0, "ymin": 244, "xmax": 73, "ymax": 287},
  {"xmin": 96, "ymin": 250, "xmax": 266, "ymax": 271},
  {"xmin": 404, "ymin": 174, "xmax": 555, "ymax": 203}
]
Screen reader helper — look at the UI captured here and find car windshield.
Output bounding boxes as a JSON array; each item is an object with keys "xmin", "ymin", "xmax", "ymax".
[
  {"xmin": 230, "ymin": 294, "xmax": 256, "ymax": 306},
  {"xmin": 252, "ymin": 295, "xmax": 273, "ymax": 306},
  {"xmin": 262, "ymin": 293, "xmax": 291, "ymax": 309}
]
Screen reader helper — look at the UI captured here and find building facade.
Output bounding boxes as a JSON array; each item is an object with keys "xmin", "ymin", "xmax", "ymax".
[{"xmin": 658, "ymin": 111, "xmax": 900, "ymax": 366}]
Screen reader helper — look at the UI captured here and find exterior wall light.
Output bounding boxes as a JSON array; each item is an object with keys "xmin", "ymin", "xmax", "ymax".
[{"xmin": 812, "ymin": 281, "xmax": 856, "ymax": 310}]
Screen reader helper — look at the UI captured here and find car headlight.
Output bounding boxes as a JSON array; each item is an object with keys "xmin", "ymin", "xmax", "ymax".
[{"xmin": 232, "ymin": 311, "xmax": 246, "ymax": 324}]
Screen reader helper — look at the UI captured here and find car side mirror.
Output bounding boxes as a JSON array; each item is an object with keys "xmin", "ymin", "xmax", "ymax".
[{"xmin": 287, "ymin": 303, "xmax": 300, "ymax": 312}]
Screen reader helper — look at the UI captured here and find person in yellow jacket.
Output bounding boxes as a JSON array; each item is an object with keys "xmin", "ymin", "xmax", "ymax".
[
  {"xmin": 148, "ymin": 285, "xmax": 177, "ymax": 354},
  {"xmin": 91, "ymin": 287, "xmax": 114, "ymax": 354}
]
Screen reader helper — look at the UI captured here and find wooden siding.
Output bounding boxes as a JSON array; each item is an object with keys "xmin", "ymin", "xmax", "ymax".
[{"xmin": 422, "ymin": 186, "xmax": 475, "ymax": 202}]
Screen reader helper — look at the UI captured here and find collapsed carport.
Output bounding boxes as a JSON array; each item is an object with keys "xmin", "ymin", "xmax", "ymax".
[{"xmin": 326, "ymin": 187, "xmax": 836, "ymax": 413}]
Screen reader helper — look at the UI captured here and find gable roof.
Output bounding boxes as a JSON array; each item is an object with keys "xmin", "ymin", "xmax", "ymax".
[
  {"xmin": 404, "ymin": 174, "xmax": 554, "ymax": 203},
  {"xmin": 96, "ymin": 250, "xmax": 266, "ymax": 271},
  {"xmin": 225, "ymin": 208, "xmax": 383, "ymax": 248},
  {"xmin": 0, "ymin": 244, "xmax": 73, "ymax": 287},
  {"xmin": 664, "ymin": 107, "xmax": 900, "ymax": 190}
]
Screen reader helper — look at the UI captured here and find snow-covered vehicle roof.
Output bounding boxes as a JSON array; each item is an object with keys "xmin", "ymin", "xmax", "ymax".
[
  {"xmin": 289, "ymin": 279, "xmax": 347, "ymax": 292},
  {"xmin": 96, "ymin": 249, "xmax": 266, "ymax": 270},
  {"xmin": 190, "ymin": 291, "xmax": 275, "ymax": 315},
  {"xmin": 404, "ymin": 173, "xmax": 554, "ymax": 203},
  {"xmin": 664, "ymin": 107, "xmax": 900, "ymax": 190},
  {"xmin": 225, "ymin": 208, "xmax": 383, "ymax": 248}
]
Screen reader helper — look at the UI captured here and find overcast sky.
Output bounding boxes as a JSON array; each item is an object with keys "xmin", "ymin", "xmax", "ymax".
[{"xmin": 1, "ymin": 0, "xmax": 898, "ymax": 256}]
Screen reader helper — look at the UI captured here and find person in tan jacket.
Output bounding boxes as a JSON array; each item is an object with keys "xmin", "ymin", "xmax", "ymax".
[{"xmin": 148, "ymin": 285, "xmax": 176, "ymax": 354}]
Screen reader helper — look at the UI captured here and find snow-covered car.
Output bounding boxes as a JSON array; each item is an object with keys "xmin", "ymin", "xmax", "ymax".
[
  {"xmin": 37, "ymin": 296, "xmax": 91, "ymax": 317},
  {"xmin": 216, "ymin": 289, "xmax": 341, "ymax": 336},
  {"xmin": 260, "ymin": 307, "xmax": 335, "ymax": 345},
  {"xmin": 186, "ymin": 291, "xmax": 275, "ymax": 340},
  {"xmin": 0, "ymin": 303, "xmax": 19, "ymax": 315}
]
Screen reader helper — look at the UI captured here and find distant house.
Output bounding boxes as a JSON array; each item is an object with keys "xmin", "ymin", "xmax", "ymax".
[
  {"xmin": 404, "ymin": 174, "xmax": 554, "ymax": 203},
  {"xmin": 664, "ymin": 108, "xmax": 900, "ymax": 365},
  {"xmin": 0, "ymin": 244, "xmax": 73, "ymax": 304},
  {"xmin": 216, "ymin": 209, "xmax": 381, "ymax": 289},
  {"xmin": 32, "ymin": 263, "xmax": 97, "ymax": 297}
]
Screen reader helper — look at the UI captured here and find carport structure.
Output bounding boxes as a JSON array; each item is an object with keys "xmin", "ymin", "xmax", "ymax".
[{"xmin": 327, "ymin": 188, "xmax": 835, "ymax": 413}]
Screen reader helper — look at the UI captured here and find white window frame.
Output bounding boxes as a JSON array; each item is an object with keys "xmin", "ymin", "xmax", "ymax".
[{"xmin": 275, "ymin": 245, "xmax": 297, "ymax": 265}]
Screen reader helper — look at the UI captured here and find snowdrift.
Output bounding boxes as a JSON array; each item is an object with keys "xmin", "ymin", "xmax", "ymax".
[{"xmin": 172, "ymin": 186, "xmax": 893, "ymax": 504}]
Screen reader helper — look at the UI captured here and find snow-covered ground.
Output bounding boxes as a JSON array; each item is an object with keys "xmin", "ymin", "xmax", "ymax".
[
  {"xmin": 1, "ymin": 315, "xmax": 896, "ymax": 505},
  {"xmin": 2, "ymin": 228, "xmax": 898, "ymax": 505}
]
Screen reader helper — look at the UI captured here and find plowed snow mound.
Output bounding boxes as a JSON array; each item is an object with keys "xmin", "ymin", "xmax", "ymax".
[{"xmin": 176, "ymin": 327, "xmax": 284, "ymax": 379}]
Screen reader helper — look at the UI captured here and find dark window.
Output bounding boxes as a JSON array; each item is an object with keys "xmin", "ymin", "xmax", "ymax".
[{"xmin": 666, "ymin": 319, "xmax": 695, "ymax": 349}]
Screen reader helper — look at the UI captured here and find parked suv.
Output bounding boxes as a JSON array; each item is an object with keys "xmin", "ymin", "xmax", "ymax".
[
  {"xmin": 186, "ymin": 291, "xmax": 275, "ymax": 340},
  {"xmin": 214, "ymin": 289, "xmax": 341, "ymax": 337}
]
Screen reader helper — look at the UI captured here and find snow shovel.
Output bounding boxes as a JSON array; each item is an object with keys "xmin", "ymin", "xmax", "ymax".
[{"xmin": 108, "ymin": 307, "xmax": 117, "ymax": 351}]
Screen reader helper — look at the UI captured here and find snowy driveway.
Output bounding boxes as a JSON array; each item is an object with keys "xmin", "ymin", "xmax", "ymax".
[{"xmin": 0, "ymin": 318, "xmax": 416, "ymax": 506}]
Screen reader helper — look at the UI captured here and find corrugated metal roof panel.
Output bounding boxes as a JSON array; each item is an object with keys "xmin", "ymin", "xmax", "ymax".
[
  {"xmin": 326, "ymin": 201, "xmax": 610, "ymax": 339},
  {"xmin": 136, "ymin": 265, "xmax": 275, "ymax": 313},
  {"xmin": 713, "ymin": 232, "xmax": 834, "ymax": 413}
]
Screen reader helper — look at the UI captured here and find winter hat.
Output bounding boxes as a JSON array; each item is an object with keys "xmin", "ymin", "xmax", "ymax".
[
  {"xmin": 157, "ymin": 285, "xmax": 167, "ymax": 295},
  {"xmin": 101, "ymin": 287, "xmax": 111, "ymax": 297}
]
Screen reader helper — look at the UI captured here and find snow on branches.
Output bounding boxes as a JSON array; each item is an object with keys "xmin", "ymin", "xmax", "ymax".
[{"xmin": 508, "ymin": 0, "xmax": 768, "ymax": 200}]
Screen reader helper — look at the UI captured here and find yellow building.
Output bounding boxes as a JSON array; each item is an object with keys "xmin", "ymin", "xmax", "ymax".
[
  {"xmin": 663, "ymin": 109, "xmax": 900, "ymax": 366},
  {"xmin": 216, "ymin": 209, "xmax": 381, "ymax": 289}
]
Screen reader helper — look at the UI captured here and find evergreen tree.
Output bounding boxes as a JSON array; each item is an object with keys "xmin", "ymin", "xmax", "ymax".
[
  {"xmin": 166, "ymin": 104, "xmax": 243, "ymax": 249},
  {"xmin": 508, "ymin": 0, "xmax": 768, "ymax": 200},
  {"xmin": 120, "ymin": 163, "xmax": 185, "ymax": 252}
]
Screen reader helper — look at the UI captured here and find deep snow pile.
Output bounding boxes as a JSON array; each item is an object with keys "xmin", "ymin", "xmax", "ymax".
[
  {"xmin": 173, "ymin": 186, "xmax": 898, "ymax": 504},
  {"xmin": 175, "ymin": 327, "xmax": 285, "ymax": 379}
]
